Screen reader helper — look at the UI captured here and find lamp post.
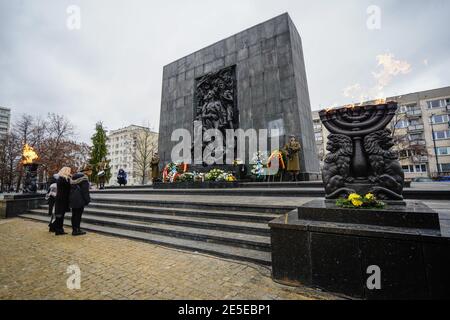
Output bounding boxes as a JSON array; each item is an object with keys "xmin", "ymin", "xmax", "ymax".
[{"xmin": 430, "ymin": 114, "xmax": 441, "ymax": 177}]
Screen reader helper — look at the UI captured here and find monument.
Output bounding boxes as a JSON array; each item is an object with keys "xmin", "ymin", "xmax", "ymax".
[
  {"xmin": 158, "ymin": 13, "xmax": 319, "ymax": 179},
  {"xmin": 320, "ymin": 102, "xmax": 404, "ymax": 200},
  {"xmin": 269, "ymin": 102, "xmax": 450, "ymax": 299}
]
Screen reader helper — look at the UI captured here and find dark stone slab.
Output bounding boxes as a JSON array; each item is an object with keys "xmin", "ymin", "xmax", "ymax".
[
  {"xmin": 360, "ymin": 238, "xmax": 428, "ymax": 300},
  {"xmin": 269, "ymin": 200, "xmax": 450, "ymax": 299},
  {"xmin": 422, "ymin": 242, "xmax": 450, "ymax": 299},
  {"xmin": 310, "ymin": 232, "xmax": 364, "ymax": 298},
  {"xmin": 298, "ymin": 199, "xmax": 441, "ymax": 230},
  {"xmin": 270, "ymin": 219, "xmax": 311, "ymax": 286},
  {"xmin": 0, "ymin": 193, "xmax": 46, "ymax": 219}
]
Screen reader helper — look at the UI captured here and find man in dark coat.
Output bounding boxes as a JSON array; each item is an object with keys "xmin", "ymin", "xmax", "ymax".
[
  {"xmin": 69, "ymin": 165, "xmax": 92, "ymax": 236},
  {"xmin": 52, "ymin": 167, "xmax": 72, "ymax": 235}
]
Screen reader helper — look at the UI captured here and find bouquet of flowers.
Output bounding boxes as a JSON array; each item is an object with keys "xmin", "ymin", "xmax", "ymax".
[
  {"xmin": 179, "ymin": 172, "xmax": 195, "ymax": 182},
  {"xmin": 163, "ymin": 162, "xmax": 189, "ymax": 183},
  {"xmin": 251, "ymin": 151, "xmax": 268, "ymax": 179},
  {"xmin": 336, "ymin": 193, "xmax": 385, "ymax": 209},
  {"xmin": 216, "ymin": 172, "xmax": 237, "ymax": 182},
  {"xmin": 205, "ymin": 168, "xmax": 225, "ymax": 181},
  {"xmin": 267, "ymin": 150, "xmax": 286, "ymax": 170},
  {"xmin": 193, "ymin": 172, "xmax": 205, "ymax": 182}
]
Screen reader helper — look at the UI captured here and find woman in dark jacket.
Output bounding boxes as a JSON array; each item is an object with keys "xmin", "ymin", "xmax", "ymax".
[
  {"xmin": 51, "ymin": 167, "xmax": 72, "ymax": 235},
  {"xmin": 69, "ymin": 165, "xmax": 92, "ymax": 236}
]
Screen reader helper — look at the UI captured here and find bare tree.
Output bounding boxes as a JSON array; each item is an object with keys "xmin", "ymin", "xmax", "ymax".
[
  {"xmin": 133, "ymin": 126, "xmax": 158, "ymax": 185},
  {"xmin": 5, "ymin": 112, "xmax": 86, "ymax": 191},
  {"xmin": 40, "ymin": 113, "xmax": 76, "ymax": 177},
  {"xmin": 0, "ymin": 133, "xmax": 21, "ymax": 192}
]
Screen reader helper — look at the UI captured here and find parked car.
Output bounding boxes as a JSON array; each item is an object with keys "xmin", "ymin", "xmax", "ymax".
[
  {"xmin": 412, "ymin": 177, "xmax": 434, "ymax": 183},
  {"xmin": 437, "ymin": 176, "xmax": 450, "ymax": 182}
]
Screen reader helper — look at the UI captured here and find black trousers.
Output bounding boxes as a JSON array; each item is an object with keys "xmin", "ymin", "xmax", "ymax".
[
  {"xmin": 48, "ymin": 197, "xmax": 56, "ymax": 225},
  {"xmin": 71, "ymin": 207, "xmax": 84, "ymax": 230}
]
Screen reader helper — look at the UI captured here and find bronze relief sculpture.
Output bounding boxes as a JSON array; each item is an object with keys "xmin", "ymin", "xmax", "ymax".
[{"xmin": 319, "ymin": 102, "xmax": 405, "ymax": 200}]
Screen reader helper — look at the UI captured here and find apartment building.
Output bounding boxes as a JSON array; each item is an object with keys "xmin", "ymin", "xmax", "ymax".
[
  {"xmin": 106, "ymin": 125, "xmax": 158, "ymax": 186},
  {"xmin": 313, "ymin": 86, "xmax": 450, "ymax": 180},
  {"xmin": 0, "ymin": 106, "xmax": 11, "ymax": 139}
]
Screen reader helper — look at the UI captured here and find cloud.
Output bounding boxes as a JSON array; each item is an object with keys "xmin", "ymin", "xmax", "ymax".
[
  {"xmin": 373, "ymin": 53, "xmax": 412, "ymax": 91},
  {"xmin": 1, "ymin": 0, "xmax": 450, "ymax": 141},
  {"xmin": 343, "ymin": 53, "xmax": 412, "ymax": 103}
]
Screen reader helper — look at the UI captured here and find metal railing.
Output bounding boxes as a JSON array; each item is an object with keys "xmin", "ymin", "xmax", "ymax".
[
  {"xmin": 407, "ymin": 124, "xmax": 424, "ymax": 132},
  {"xmin": 406, "ymin": 109, "xmax": 422, "ymax": 117}
]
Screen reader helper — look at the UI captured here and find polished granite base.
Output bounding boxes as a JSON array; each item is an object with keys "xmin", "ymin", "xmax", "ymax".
[
  {"xmin": 0, "ymin": 193, "xmax": 46, "ymax": 219},
  {"xmin": 269, "ymin": 200, "xmax": 450, "ymax": 299}
]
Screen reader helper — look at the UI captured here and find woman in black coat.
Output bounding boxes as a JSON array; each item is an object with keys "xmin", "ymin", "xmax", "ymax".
[
  {"xmin": 69, "ymin": 165, "xmax": 92, "ymax": 236},
  {"xmin": 50, "ymin": 167, "xmax": 72, "ymax": 235}
]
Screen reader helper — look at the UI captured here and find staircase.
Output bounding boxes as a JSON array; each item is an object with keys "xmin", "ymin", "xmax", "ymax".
[{"xmin": 20, "ymin": 197, "xmax": 294, "ymax": 266}]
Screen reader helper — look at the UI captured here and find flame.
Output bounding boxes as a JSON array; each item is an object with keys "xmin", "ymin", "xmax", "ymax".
[
  {"xmin": 22, "ymin": 144, "xmax": 38, "ymax": 164},
  {"xmin": 374, "ymin": 98, "xmax": 386, "ymax": 104},
  {"xmin": 344, "ymin": 103, "xmax": 356, "ymax": 109}
]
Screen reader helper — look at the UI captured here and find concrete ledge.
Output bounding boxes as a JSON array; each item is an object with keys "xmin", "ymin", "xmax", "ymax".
[{"xmin": 0, "ymin": 193, "xmax": 46, "ymax": 219}]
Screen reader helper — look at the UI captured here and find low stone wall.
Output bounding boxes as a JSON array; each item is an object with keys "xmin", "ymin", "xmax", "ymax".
[{"xmin": 0, "ymin": 193, "xmax": 46, "ymax": 219}]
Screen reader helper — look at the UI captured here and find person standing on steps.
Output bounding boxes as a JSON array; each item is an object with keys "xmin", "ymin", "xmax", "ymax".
[
  {"xmin": 46, "ymin": 174, "xmax": 58, "ymax": 231},
  {"xmin": 51, "ymin": 167, "xmax": 72, "ymax": 235},
  {"xmin": 69, "ymin": 164, "xmax": 92, "ymax": 236},
  {"xmin": 117, "ymin": 168, "xmax": 127, "ymax": 187},
  {"xmin": 284, "ymin": 135, "xmax": 302, "ymax": 182}
]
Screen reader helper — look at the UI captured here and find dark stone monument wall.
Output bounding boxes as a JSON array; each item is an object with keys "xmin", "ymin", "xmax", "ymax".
[{"xmin": 158, "ymin": 13, "xmax": 319, "ymax": 174}]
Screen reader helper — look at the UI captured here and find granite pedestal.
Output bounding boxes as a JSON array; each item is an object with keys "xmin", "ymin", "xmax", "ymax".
[
  {"xmin": 0, "ymin": 193, "xmax": 46, "ymax": 219},
  {"xmin": 269, "ymin": 199, "xmax": 450, "ymax": 299}
]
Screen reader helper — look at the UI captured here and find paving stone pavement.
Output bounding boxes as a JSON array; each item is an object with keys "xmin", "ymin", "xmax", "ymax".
[{"xmin": 0, "ymin": 219, "xmax": 338, "ymax": 300}]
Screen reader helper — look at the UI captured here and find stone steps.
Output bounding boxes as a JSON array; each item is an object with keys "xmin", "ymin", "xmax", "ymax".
[
  {"xmin": 91, "ymin": 197, "xmax": 292, "ymax": 215},
  {"xmin": 28, "ymin": 208, "xmax": 271, "ymax": 251},
  {"xmin": 20, "ymin": 213, "xmax": 271, "ymax": 266},
  {"xmin": 91, "ymin": 187, "xmax": 450, "ymax": 200},
  {"xmin": 88, "ymin": 202, "xmax": 280, "ymax": 223},
  {"xmin": 20, "ymin": 198, "xmax": 285, "ymax": 266}
]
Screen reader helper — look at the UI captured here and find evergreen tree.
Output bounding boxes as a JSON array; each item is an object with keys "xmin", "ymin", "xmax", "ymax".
[{"xmin": 89, "ymin": 122, "xmax": 110, "ymax": 184}]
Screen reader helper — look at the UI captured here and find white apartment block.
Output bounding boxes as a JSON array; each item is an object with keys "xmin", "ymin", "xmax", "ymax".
[
  {"xmin": 106, "ymin": 125, "xmax": 158, "ymax": 186},
  {"xmin": 313, "ymin": 86, "xmax": 450, "ymax": 180},
  {"xmin": 0, "ymin": 106, "xmax": 11, "ymax": 139}
]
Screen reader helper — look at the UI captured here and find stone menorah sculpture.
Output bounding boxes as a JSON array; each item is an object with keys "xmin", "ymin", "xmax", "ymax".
[{"xmin": 319, "ymin": 102, "xmax": 405, "ymax": 200}]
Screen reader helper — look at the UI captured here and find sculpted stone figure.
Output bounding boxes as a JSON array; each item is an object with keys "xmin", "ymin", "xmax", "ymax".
[
  {"xmin": 322, "ymin": 134, "xmax": 354, "ymax": 197},
  {"xmin": 319, "ymin": 102, "xmax": 405, "ymax": 201},
  {"xmin": 201, "ymin": 90, "xmax": 227, "ymax": 131},
  {"xmin": 195, "ymin": 66, "xmax": 237, "ymax": 135},
  {"xmin": 194, "ymin": 66, "xmax": 238, "ymax": 165},
  {"xmin": 364, "ymin": 129, "xmax": 404, "ymax": 199}
]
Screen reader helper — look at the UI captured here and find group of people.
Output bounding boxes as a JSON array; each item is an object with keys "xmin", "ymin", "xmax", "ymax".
[{"xmin": 46, "ymin": 164, "xmax": 92, "ymax": 236}]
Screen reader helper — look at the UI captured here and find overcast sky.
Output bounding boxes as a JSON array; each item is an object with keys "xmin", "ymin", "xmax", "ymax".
[{"xmin": 1, "ymin": 0, "xmax": 449, "ymax": 143}]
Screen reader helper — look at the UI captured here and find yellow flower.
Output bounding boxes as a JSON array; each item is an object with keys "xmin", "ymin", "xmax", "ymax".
[
  {"xmin": 365, "ymin": 193, "xmax": 375, "ymax": 201},
  {"xmin": 351, "ymin": 199, "xmax": 363, "ymax": 207},
  {"xmin": 348, "ymin": 193, "xmax": 361, "ymax": 201}
]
